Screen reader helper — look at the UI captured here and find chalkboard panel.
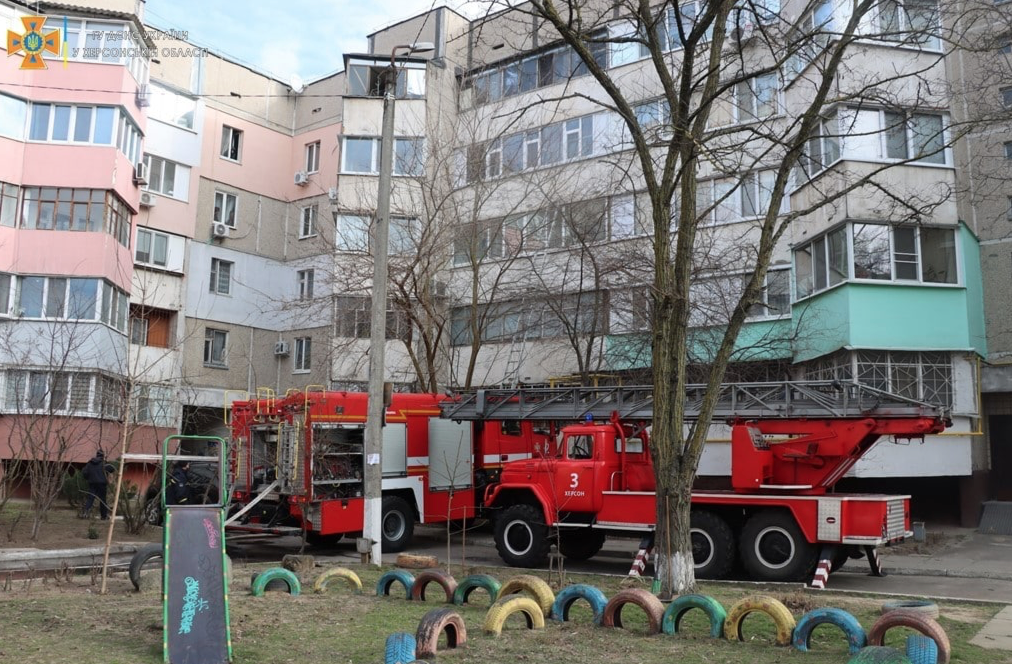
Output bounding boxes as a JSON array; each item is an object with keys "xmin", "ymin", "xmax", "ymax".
[{"xmin": 164, "ymin": 507, "xmax": 231, "ymax": 664}]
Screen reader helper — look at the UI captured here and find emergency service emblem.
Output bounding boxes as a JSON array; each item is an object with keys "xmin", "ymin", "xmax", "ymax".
[{"xmin": 7, "ymin": 16, "xmax": 61, "ymax": 70}]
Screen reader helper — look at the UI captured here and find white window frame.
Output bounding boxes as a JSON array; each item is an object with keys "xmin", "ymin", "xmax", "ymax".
[
  {"xmin": 340, "ymin": 137, "xmax": 378, "ymax": 174},
  {"xmin": 297, "ymin": 269, "xmax": 314, "ymax": 300},
  {"xmin": 142, "ymin": 154, "xmax": 181, "ymax": 199},
  {"xmin": 881, "ymin": 110, "xmax": 948, "ymax": 165},
  {"xmin": 135, "ymin": 228, "xmax": 169, "ymax": 268},
  {"xmin": 299, "ymin": 204, "xmax": 317, "ymax": 238},
  {"xmin": 294, "ymin": 337, "xmax": 312, "ymax": 372},
  {"xmin": 305, "ymin": 141, "xmax": 321, "ymax": 173},
  {"xmin": 213, "ymin": 191, "xmax": 238, "ymax": 228},
  {"xmin": 220, "ymin": 125, "xmax": 243, "ymax": 162},
  {"xmin": 203, "ymin": 328, "xmax": 228, "ymax": 367},
  {"xmin": 209, "ymin": 258, "xmax": 233, "ymax": 295},
  {"xmin": 335, "ymin": 214, "xmax": 371, "ymax": 251}
]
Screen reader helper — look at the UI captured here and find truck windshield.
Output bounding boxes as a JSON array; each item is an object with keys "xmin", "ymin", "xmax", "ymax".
[{"xmin": 567, "ymin": 434, "xmax": 594, "ymax": 459}]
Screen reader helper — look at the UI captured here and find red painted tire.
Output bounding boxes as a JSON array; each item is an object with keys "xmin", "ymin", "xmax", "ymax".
[
  {"xmin": 410, "ymin": 570, "xmax": 457, "ymax": 603},
  {"xmin": 601, "ymin": 588, "xmax": 664, "ymax": 634},
  {"xmin": 415, "ymin": 608, "xmax": 467, "ymax": 659},
  {"xmin": 868, "ymin": 611, "xmax": 950, "ymax": 664}
]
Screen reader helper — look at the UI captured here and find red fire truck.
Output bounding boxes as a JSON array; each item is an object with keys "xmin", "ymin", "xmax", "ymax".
[
  {"xmin": 438, "ymin": 381, "xmax": 949, "ymax": 584},
  {"xmin": 226, "ymin": 390, "xmax": 548, "ymax": 551}
]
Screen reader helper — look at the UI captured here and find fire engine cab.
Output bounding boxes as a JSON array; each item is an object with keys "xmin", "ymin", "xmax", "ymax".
[{"xmin": 439, "ymin": 380, "xmax": 949, "ymax": 584}]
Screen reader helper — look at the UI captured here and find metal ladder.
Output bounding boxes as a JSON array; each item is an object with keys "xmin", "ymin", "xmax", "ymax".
[{"xmin": 438, "ymin": 380, "xmax": 949, "ymax": 422}]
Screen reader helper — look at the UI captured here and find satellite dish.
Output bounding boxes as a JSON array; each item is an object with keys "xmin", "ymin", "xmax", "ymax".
[{"xmin": 290, "ymin": 74, "xmax": 305, "ymax": 94}]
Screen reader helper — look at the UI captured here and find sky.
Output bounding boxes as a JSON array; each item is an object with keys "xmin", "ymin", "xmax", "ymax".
[{"xmin": 142, "ymin": 1, "xmax": 488, "ymax": 84}]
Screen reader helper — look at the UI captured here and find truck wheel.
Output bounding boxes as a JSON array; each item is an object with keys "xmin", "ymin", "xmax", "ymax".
[
  {"xmin": 557, "ymin": 529, "xmax": 606, "ymax": 561},
  {"xmin": 493, "ymin": 504, "xmax": 550, "ymax": 567},
  {"xmin": 690, "ymin": 511, "xmax": 735, "ymax": 579},
  {"xmin": 382, "ymin": 495, "xmax": 414, "ymax": 553},
  {"xmin": 740, "ymin": 510, "xmax": 818, "ymax": 582},
  {"xmin": 143, "ymin": 496, "xmax": 163, "ymax": 526}
]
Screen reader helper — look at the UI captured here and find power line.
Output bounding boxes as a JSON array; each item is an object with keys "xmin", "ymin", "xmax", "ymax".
[{"xmin": 1, "ymin": 81, "xmax": 340, "ymax": 99}]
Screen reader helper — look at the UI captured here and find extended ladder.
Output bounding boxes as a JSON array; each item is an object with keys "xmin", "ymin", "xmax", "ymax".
[{"xmin": 438, "ymin": 380, "xmax": 949, "ymax": 423}]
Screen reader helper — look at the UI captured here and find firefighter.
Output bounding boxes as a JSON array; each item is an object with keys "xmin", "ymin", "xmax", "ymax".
[{"xmin": 166, "ymin": 460, "xmax": 192, "ymax": 505}]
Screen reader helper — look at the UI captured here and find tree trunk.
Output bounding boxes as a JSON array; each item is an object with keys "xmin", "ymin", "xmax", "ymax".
[{"xmin": 653, "ymin": 476, "xmax": 696, "ymax": 596}]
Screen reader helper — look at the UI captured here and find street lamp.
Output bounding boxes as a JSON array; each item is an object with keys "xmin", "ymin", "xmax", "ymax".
[{"xmin": 363, "ymin": 41, "xmax": 435, "ymax": 566}]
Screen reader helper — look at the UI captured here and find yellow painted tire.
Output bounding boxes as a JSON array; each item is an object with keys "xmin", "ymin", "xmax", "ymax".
[
  {"xmin": 496, "ymin": 574, "xmax": 555, "ymax": 617},
  {"xmin": 312, "ymin": 567, "xmax": 363, "ymax": 594},
  {"xmin": 483, "ymin": 595, "xmax": 546, "ymax": 636},
  {"xmin": 723, "ymin": 595, "xmax": 796, "ymax": 646}
]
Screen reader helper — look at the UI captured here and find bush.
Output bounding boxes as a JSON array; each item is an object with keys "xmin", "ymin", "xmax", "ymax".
[{"xmin": 61, "ymin": 469, "xmax": 88, "ymax": 508}]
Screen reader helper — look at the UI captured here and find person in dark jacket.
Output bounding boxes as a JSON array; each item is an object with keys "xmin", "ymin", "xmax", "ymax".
[
  {"xmin": 166, "ymin": 460, "xmax": 191, "ymax": 505},
  {"xmin": 80, "ymin": 451, "xmax": 114, "ymax": 519}
]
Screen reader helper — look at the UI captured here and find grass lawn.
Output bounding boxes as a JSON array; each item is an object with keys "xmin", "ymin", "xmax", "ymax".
[{"xmin": 0, "ymin": 560, "xmax": 1005, "ymax": 664}]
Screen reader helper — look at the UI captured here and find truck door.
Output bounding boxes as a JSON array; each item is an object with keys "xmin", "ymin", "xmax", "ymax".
[{"xmin": 554, "ymin": 433, "xmax": 596, "ymax": 513}]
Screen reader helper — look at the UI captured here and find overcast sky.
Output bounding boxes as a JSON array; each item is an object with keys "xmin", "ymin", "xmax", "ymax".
[{"xmin": 142, "ymin": 1, "xmax": 492, "ymax": 84}]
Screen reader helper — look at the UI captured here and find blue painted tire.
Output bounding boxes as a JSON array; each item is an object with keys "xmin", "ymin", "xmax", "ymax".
[
  {"xmin": 549, "ymin": 584, "xmax": 608, "ymax": 625},
  {"xmin": 377, "ymin": 570, "xmax": 415, "ymax": 599},
  {"xmin": 250, "ymin": 567, "xmax": 301, "ymax": 596},
  {"xmin": 661, "ymin": 593, "xmax": 727, "ymax": 638},
  {"xmin": 905, "ymin": 634, "xmax": 939, "ymax": 664},
  {"xmin": 792, "ymin": 607, "xmax": 867, "ymax": 654},
  {"xmin": 452, "ymin": 574, "xmax": 501, "ymax": 606},
  {"xmin": 384, "ymin": 632, "xmax": 416, "ymax": 664}
]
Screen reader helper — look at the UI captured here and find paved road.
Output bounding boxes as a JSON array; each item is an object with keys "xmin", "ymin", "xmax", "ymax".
[{"xmin": 227, "ymin": 525, "xmax": 1012, "ymax": 604}]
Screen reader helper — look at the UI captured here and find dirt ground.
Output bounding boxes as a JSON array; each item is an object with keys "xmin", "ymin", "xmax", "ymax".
[{"xmin": 1, "ymin": 500, "xmax": 160, "ymax": 550}]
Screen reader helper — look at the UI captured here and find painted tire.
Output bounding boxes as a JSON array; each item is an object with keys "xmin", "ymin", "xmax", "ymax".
[
  {"xmin": 415, "ymin": 608, "xmax": 467, "ymax": 659},
  {"xmin": 601, "ymin": 588, "xmax": 665, "ymax": 634},
  {"xmin": 792, "ymin": 607, "xmax": 867, "ymax": 654},
  {"xmin": 312, "ymin": 567, "xmax": 362, "ymax": 594},
  {"xmin": 723, "ymin": 595, "xmax": 796, "ymax": 646},
  {"xmin": 881, "ymin": 600, "xmax": 940, "ymax": 619},
  {"xmin": 452, "ymin": 574, "xmax": 501, "ymax": 606},
  {"xmin": 251, "ymin": 567, "xmax": 301, "ymax": 596},
  {"xmin": 868, "ymin": 612, "xmax": 950, "ymax": 664},
  {"xmin": 550, "ymin": 584, "xmax": 609, "ymax": 625},
  {"xmin": 847, "ymin": 646, "xmax": 913, "ymax": 663},
  {"xmin": 129, "ymin": 542, "xmax": 162, "ymax": 591},
  {"xmin": 483, "ymin": 596, "xmax": 546, "ymax": 636},
  {"xmin": 384, "ymin": 632, "xmax": 416, "ymax": 664},
  {"xmin": 497, "ymin": 575, "xmax": 555, "ymax": 617},
  {"xmin": 410, "ymin": 570, "xmax": 457, "ymax": 603},
  {"xmin": 905, "ymin": 634, "xmax": 940, "ymax": 664},
  {"xmin": 377, "ymin": 570, "xmax": 415, "ymax": 599},
  {"xmin": 661, "ymin": 593, "xmax": 727, "ymax": 639}
]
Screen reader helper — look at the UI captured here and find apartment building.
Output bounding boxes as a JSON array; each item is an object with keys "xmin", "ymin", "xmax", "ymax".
[{"xmin": 2, "ymin": 0, "xmax": 1008, "ymax": 522}]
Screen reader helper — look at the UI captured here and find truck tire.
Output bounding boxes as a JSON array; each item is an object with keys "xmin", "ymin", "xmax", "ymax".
[
  {"xmin": 724, "ymin": 595, "xmax": 796, "ymax": 646},
  {"xmin": 493, "ymin": 504, "xmax": 550, "ymax": 568},
  {"xmin": 129, "ymin": 542, "xmax": 163, "ymax": 591},
  {"xmin": 905, "ymin": 634, "xmax": 940, "ymax": 664},
  {"xmin": 792, "ymin": 607, "xmax": 867, "ymax": 654},
  {"xmin": 550, "ymin": 583, "xmax": 609, "ymax": 625},
  {"xmin": 867, "ymin": 612, "xmax": 950, "ymax": 664},
  {"xmin": 739, "ymin": 510, "xmax": 819, "ymax": 582},
  {"xmin": 496, "ymin": 574, "xmax": 555, "ymax": 617},
  {"xmin": 414, "ymin": 608, "xmax": 467, "ymax": 659},
  {"xmin": 312, "ymin": 567, "xmax": 362, "ymax": 594},
  {"xmin": 382, "ymin": 495, "xmax": 414, "ymax": 553},
  {"xmin": 690, "ymin": 510, "xmax": 736, "ymax": 579},
  {"xmin": 410, "ymin": 570, "xmax": 457, "ymax": 603},
  {"xmin": 602, "ymin": 588, "xmax": 665, "ymax": 634},
  {"xmin": 847, "ymin": 646, "xmax": 913, "ymax": 663},
  {"xmin": 483, "ymin": 595, "xmax": 546, "ymax": 636},
  {"xmin": 557, "ymin": 529, "xmax": 606, "ymax": 561},
  {"xmin": 453, "ymin": 574, "xmax": 501, "ymax": 606},
  {"xmin": 660, "ymin": 593, "xmax": 727, "ymax": 638},
  {"xmin": 377, "ymin": 570, "xmax": 415, "ymax": 599},
  {"xmin": 384, "ymin": 632, "xmax": 416, "ymax": 664},
  {"xmin": 143, "ymin": 496, "xmax": 163, "ymax": 526}
]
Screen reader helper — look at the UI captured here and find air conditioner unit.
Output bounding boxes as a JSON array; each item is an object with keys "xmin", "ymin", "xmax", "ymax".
[
  {"xmin": 211, "ymin": 221, "xmax": 230, "ymax": 238},
  {"xmin": 139, "ymin": 191, "xmax": 157, "ymax": 207},
  {"xmin": 133, "ymin": 161, "xmax": 149, "ymax": 186},
  {"xmin": 274, "ymin": 341, "xmax": 290, "ymax": 356},
  {"xmin": 136, "ymin": 83, "xmax": 151, "ymax": 108},
  {"xmin": 294, "ymin": 171, "xmax": 309, "ymax": 186},
  {"xmin": 327, "ymin": 187, "xmax": 338, "ymax": 201}
]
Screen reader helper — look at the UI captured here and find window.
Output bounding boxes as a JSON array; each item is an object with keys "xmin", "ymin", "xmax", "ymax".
[
  {"xmin": 220, "ymin": 125, "xmax": 242, "ymax": 161},
  {"xmin": 1007, "ymin": 196, "xmax": 1012, "ymax": 221},
  {"xmin": 135, "ymin": 228, "xmax": 169, "ymax": 267},
  {"xmin": 129, "ymin": 305, "xmax": 172, "ymax": 347},
  {"xmin": 794, "ymin": 227, "xmax": 849, "ymax": 298},
  {"xmin": 395, "ymin": 138, "xmax": 424, "ymax": 176},
  {"xmin": 884, "ymin": 112, "xmax": 946, "ymax": 164},
  {"xmin": 134, "ymin": 384, "xmax": 175, "ymax": 426},
  {"xmin": 698, "ymin": 170, "xmax": 781, "ymax": 224},
  {"xmin": 203, "ymin": 328, "xmax": 228, "ymax": 367},
  {"xmin": 0, "ymin": 273, "xmax": 10, "ymax": 316},
  {"xmin": 342, "ymin": 137, "xmax": 375, "ymax": 173},
  {"xmin": 213, "ymin": 191, "xmax": 237, "ymax": 227},
  {"xmin": 209, "ymin": 258, "xmax": 233, "ymax": 295},
  {"xmin": 877, "ymin": 0, "xmax": 940, "ymax": 49},
  {"xmin": 1, "ymin": 182, "xmax": 19, "ymax": 228},
  {"xmin": 294, "ymin": 337, "xmax": 312, "ymax": 372},
  {"xmin": 297, "ymin": 269, "xmax": 314, "ymax": 300},
  {"xmin": 130, "ymin": 315, "xmax": 148, "ymax": 345},
  {"xmin": 567, "ymin": 434, "xmax": 594, "ymax": 459},
  {"xmin": 148, "ymin": 82, "xmax": 196, "ymax": 129},
  {"xmin": 335, "ymin": 296, "xmax": 371, "ymax": 338},
  {"xmin": 633, "ymin": 99, "xmax": 672, "ymax": 129},
  {"xmin": 0, "ymin": 93, "xmax": 27, "ymax": 139},
  {"xmin": 464, "ymin": 115, "xmax": 599, "ymax": 184},
  {"xmin": 734, "ymin": 73, "xmax": 778, "ymax": 122},
  {"xmin": 12, "ymin": 276, "xmax": 102, "ymax": 321},
  {"xmin": 748, "ymin": 269, "xmax": 791, "ymax": 317},
  {"xmin": 347, "ymin": 63, "xmax": 425, "ymax": 98},
  {"xmin": 28, "ymin": 103, "xmax": 116, "ymax": 145},
  {"xmin": 115, "ymin": 113, "xmax": 142, "ymax": 164},
  {"xmin": 799, "ymin": 113, "xmax": 840, "ymax": 176},
  {"xmin": 305, "ymin": 141, "xmax": 320, "ymax": 173},
  {"xmin": 335, "ymin": 214, "xmax": 370, "ymax": 251},
  {"xmin": 453, "ymin": 221, "xmax": 504, "ymax": 266},
  {"xmin": 340, "ymin": 137, "xmax": 425, "ymax": 175},
  {"xmin": 1005, "ymin": 142, "xmax": 1012, "ymax": 161},
  {"xmin": 299, "ymin": 204, "xmax": 317, "ymax": 238},
  {"xmin": 142, "ymin": 154, "xmax": 188, "ymax": 199},
  {"xmin": 2, "ymin": 371, "xmax": 107, "ymax": 415},
  {"xmin": 610, "ymin": 288, "xmax": 652, "ymax": 333},
  {"xmin": 1002, "ymin": 87, "xmax": 1012, "ymax": 109},
  {"xmin": 389, "ymin": 217, "xmax": 419, "ymax": 254}
]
